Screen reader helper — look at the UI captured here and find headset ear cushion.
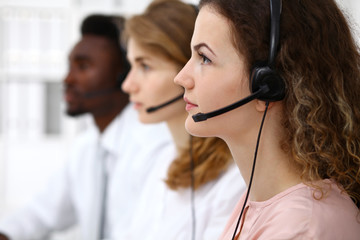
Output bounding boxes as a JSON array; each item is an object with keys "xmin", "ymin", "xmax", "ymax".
[{"xmin": 250, "ymin": 63, "xmax": 286, "ymax": 101}]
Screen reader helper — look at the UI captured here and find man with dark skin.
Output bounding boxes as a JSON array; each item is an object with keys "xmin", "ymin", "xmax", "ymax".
[
  {"xmin": 0, "ymin": 14, "xmax": 171, "ymax": 240},
  {"xmin": 64, "ymin": 26, "xmax": 129, "ymax": 132}
]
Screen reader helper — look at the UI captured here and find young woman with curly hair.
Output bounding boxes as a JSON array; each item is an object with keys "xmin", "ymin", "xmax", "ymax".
[{"xmin": 175, "ymin": 0, "xmax": 360, "ymax": 239}]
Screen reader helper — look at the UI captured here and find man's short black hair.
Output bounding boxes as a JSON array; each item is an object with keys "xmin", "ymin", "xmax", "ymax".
[
  {"xmin": 80, "ymin": 14, "xmax": 130, "ymax": 81},
  {"xmin": 81, "ymin": 14, "xmax": 123, "ymax": 42}
]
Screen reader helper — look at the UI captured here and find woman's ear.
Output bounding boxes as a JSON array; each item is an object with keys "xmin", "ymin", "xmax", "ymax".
[{"xmin": 255, "ymin": 99, "xmax": 276, "ymax": 112}]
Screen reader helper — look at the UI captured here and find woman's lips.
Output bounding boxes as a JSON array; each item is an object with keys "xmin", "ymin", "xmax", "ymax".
[
  {"xmin": 132, "ymin": 102, "xmax": 143, "ymax": 110},
  {"xmin": 184, "ymin": 97, "xmax": 198, "ymax": 111}
]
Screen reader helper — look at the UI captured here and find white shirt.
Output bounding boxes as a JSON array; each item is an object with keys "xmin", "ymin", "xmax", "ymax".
[
  {"xmin": 0, "ymin": 104, "xmax": 173, "ymax": 240},
  {"xmin": 113, "ymin": 145, "xmax": 246, "ymax": 240}
]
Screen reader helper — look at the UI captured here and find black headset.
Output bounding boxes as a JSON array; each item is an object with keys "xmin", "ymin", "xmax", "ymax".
[
  {"xmin": 249, "ymin": 0, "xmax": 285, "ymax": 102},
  {"xmin": 231, "ymin": 1, "xmax": 284, "ymax": 239}
]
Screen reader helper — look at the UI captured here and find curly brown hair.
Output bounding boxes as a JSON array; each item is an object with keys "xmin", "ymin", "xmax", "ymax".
[
  {"xmin": 125, "ymin": 0, "xmax": 233, "ymax": 189},
  {"xmin": 199, "ymin": 0, "xmax": 360, "ymax": 207}
]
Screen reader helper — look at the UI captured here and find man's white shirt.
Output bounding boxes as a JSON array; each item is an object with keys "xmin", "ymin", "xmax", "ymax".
[{"xmin": 0, "ymin": 104, "xmax": 173, "ymax": 240}]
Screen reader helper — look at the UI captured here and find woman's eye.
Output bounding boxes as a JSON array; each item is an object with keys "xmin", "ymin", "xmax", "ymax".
[
  {"xmin": 199, "ymin": 53, "xmax": 211, "ymax": 64},
  {"xmin": 141, "ymin": 63, "xmax": 150, "ymax": 71}
]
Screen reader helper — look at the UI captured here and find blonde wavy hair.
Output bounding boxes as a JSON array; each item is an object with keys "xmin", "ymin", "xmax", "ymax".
[
  {"xmin": 200, "ymin": 0, "xmax": 360, "ymax": 207},
  {"xmin": 166, "ymin": 136, "xmax": 232, "ymax": 190},
  {"xmin": 125, "ymin": 0, "xmax": 233, "ymax": 189}
]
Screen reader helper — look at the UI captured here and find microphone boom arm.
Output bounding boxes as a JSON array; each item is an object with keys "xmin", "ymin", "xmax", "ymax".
[
  {"xmin": 192, "ymin": 86, "xmax": 268, "ymax": 122},
  {"xmin": 146, "ymin": 94, "xmax": 183, "ymax": 113}
]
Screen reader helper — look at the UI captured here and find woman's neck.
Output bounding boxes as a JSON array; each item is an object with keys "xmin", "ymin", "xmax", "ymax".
[
  {"xmin": 166, "ymin": 112, "xmax": 190, "ymax": 154},
  {"xmin": 225, "ymin": 115, "xmax": 302, "ymax": 202}
]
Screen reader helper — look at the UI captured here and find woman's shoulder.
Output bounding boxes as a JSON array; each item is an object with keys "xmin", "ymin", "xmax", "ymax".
[
  {"xmin": 252, "ymin": 179, "xmax": 360, "ymax": 239},
  {"xmin": 307, "ymin": 180, "xmax": 360, "ymax": 239}
]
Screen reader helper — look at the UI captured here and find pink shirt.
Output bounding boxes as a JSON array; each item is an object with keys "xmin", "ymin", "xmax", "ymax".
[{"xmin": 220, "ymin": 179, "xmax": 360, "ymax": 240}]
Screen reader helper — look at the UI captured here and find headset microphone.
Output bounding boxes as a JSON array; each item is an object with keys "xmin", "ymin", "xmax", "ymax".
[
  {"xmin": 192, "ymin": 86, "xmax": 269, "ymax": 122},
  {"xmin": 146, "ymin": 94, "xmax": 183, "ymax": 113}
]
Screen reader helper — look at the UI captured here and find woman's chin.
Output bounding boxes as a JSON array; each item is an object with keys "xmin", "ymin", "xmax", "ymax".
[{"xmin": 185, "ymin": 115, "xmax": 215, "ymax": 138}]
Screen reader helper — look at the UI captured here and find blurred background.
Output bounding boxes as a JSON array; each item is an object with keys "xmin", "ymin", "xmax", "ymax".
[{"xmin": 0, "ymin": 0, "xmax": 359, "ymax": 239}]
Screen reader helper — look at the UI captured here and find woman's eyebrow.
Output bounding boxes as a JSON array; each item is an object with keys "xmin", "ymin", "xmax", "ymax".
[{"xmin": 193, "ymin": 43, "xmax": 216, "ymax": 56}]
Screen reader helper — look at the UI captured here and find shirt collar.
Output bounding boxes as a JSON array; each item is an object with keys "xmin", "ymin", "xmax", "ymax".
[{"xmin": 98, "ymin": 112, "xmax": 124, "ymax": 158}]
